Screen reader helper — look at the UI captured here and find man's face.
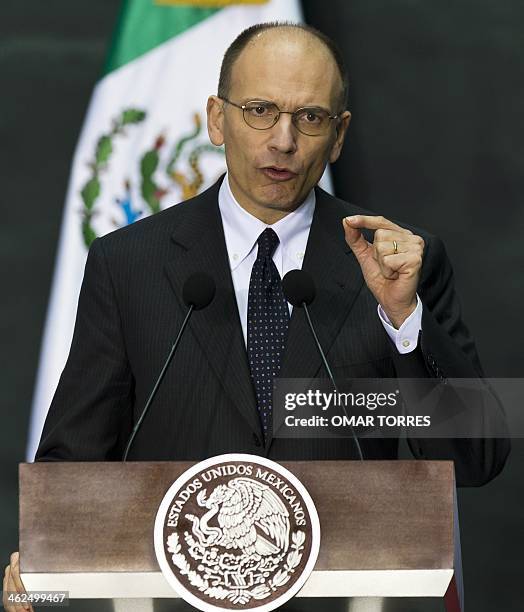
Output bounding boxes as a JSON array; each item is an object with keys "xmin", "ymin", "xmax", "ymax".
[{"xmin": 207, "ymin": 31, "xmax": 351, "ymax": 223}]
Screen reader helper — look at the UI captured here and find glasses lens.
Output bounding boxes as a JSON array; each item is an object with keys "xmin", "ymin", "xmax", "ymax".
[
  {"xmin": 243, "ymin": 102, "xmax": 279, "ymax": 129},
  {"xmin": 294, "ymin": 108, "xmax": 331, "ymax": 135}
]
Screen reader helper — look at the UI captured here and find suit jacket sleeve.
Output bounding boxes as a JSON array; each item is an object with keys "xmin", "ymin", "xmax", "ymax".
[
  {"xmin": 390, "ymin": 234, "xmax": 510, "ymax": 486},
  {"xmin": 35, "ymin": 238, "xmax": 134, "ymax": 461}
]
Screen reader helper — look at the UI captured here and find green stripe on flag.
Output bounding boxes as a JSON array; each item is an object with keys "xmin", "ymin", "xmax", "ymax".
[{"xmin": 104, "ymin": 0, "xmax": 220, "ymax": 75}]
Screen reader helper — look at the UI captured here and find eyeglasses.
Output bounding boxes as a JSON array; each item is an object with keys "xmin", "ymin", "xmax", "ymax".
[{"xmin": 220, "ymin": 97, "xmax": 340, "ymax": 137}]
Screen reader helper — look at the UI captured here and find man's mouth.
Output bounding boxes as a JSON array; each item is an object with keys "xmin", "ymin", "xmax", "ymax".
[{"xmin": 261, "ymin": 166, "xmax": 297, "ymax": 182}]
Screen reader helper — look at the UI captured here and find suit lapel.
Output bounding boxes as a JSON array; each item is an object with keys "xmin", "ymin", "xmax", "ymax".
[
  {"xmin": 270, "ymin": 188, "xmax": 365, "ymax": 446},
  {"xmin": 163, "ymin": 179, "xmax": 262, "ymax": 439}
]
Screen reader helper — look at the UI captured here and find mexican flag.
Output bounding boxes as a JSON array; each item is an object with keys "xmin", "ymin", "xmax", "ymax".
[{"xmin": 27, "ymin": 0, "xmax": 314, "ymax": 460}]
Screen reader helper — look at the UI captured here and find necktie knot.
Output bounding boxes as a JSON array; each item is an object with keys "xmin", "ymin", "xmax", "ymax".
[{"xmin": 256, "ymin": 228, "xmax": 280, "ymax": 260}]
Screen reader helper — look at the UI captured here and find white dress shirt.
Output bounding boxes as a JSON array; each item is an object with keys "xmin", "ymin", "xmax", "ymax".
[{"xmin": 218, "ymin": 174, "xmax": 422, "ymax": 352}]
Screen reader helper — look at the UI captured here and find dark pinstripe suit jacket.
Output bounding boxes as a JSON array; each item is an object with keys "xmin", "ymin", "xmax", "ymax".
[{"xmin": 36, "ymin": 177, "xmax": 509, "ymax": 486}]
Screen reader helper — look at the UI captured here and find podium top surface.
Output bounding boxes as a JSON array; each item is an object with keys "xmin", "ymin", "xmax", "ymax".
[{"xmin": 19, "ymin": 460, "xmax": 454, "ymax": 574}]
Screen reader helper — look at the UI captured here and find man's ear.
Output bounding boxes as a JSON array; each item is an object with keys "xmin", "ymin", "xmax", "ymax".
[
  {"xmin": 329, "ymin": 110, "xmax": 351, "ymax": 164},
  {"xmin": 207, "ymin": 95, "xmax": 225, "ymax": 146}
]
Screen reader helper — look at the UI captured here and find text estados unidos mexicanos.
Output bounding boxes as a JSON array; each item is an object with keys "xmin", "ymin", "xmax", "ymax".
[{"xmin": 167, "ymin": 464, "xmax": 308, "ymax": 528}]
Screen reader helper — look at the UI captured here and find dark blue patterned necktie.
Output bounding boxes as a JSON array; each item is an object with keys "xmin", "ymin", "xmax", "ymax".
[{"xmin": 247, "ymin": 228, "xmax": 290, "ymax": 440}]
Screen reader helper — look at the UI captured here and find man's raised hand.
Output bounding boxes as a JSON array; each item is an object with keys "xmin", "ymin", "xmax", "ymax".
[{"xmin": 342, "ymin": 215, "xmax": 424, "ymax": 328}]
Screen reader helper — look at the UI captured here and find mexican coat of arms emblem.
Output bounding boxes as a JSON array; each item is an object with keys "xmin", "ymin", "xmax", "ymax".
[{"xmin": 154, "ymin": 454, "xmax": 320, "ymax": 611}]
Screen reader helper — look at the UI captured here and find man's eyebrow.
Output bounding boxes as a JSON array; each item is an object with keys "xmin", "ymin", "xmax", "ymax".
[
  {"xmin": 239, "ymin": 97, "xmax": 272, "ymax": 103},
  {"xmin": 240, "ymin": 98, "xmax": 332, "ymax": 111}
]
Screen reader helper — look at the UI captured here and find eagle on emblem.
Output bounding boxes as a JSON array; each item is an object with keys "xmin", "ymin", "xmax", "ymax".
[{"xmin": 186, "ymin": 477, "xmax": 290, "ymax": 557}]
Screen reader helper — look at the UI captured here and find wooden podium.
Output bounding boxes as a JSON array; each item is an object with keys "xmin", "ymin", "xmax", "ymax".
[{"xmin": 18, "ymin": 460, "xmax": 462, "ymax": 611}]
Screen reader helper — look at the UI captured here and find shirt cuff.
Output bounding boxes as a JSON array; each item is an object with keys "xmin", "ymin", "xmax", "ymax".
[{"xmin": 377, "ymin": 295, "xmax": 422, "ymax": 354}]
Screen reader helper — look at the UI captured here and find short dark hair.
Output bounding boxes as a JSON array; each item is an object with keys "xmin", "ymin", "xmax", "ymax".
[{"xmin": 217, "ymin": 21, "xmax": 349, "ymax": 112}]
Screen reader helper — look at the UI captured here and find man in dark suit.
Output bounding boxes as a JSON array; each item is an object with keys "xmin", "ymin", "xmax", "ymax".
[
  {"xmin": 32, "ymin": 22, "xmax": 508, "ymax": 483},
  {"xmin": 4, "ymin": 21, "xmax": 510, "ymax": 612}
]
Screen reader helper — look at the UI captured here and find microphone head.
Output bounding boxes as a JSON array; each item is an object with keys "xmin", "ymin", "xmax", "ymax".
[
  {"xmin": 282, "ymin": 269, "xmax": 316, "ymax": 307},
  {"xmin": 183, "ymin": 273, "xmax": 216, "ymax": 310}
]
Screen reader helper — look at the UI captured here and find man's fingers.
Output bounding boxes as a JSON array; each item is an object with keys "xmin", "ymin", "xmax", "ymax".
[
  {"xmin": 3, "ymin": 565, "xmax": 24, "ymax": 612},
  {"xmin": 374, "ymin": 227, "xmax": 413, "ymax": 238},
  {"xmin": 5, "ymin": 553, "xmax": 31, "ymax": 611},
  {"xmin": 342, "ymin": 218, "xmax": 371, "ymax": 258},
  {"xmin": 344, "ymin": 214, "xmax": 407, "ymax": 233},
  {"xmin": 3, "ymin": 565, "xmax": 14, "ymax": 612},
  {"xmin": 382, "ymin": 252, "xmax": 422, "ymax": 277},
  {"xmin": 373, "ymin": 227, "xmax": 424, "ymax": 263},
  {"xmin": 9, "ymin": 553, "xmax": 25, "ymax": 595},
  {"xmin": 374, "ymin": 239, "xmax": 408, "ymax": 258},
  {"xmin": 376, "ymin": 256, "xmax": 399, "ymax": 280},
  {"xmin": 374, "ymin": 228, "xmax": 424, "ymax": 252}
]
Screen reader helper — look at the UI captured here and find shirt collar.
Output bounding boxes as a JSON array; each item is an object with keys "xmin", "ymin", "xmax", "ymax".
[{"xmin": 218, "ymin": 173, "xmax": 315, "ymax": 270}]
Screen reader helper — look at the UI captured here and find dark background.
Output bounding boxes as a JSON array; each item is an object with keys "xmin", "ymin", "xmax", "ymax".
[{"xmin": 1, "ymin": 1, "xmax": 523, "ymax": 610}]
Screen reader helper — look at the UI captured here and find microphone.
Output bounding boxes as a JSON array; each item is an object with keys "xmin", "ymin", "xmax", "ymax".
[
  {"xmin": 282, "ymin": 270, "xmax": 364, "ymax": 461},
  {"xmin": 122, "ymin": 272, "xmax": 216, "ymax": 461},
  {"xmin": 183, "ymin": 272, "xmax": 216, "ymax": 310},
  {"xmin": 281, "ymin": 268, "xmax": 316, "ymax": 307}
]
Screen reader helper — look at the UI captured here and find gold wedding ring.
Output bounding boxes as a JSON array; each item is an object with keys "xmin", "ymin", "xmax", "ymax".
[{"xmin": 393, "ymin": 240, "xmax": 398, "ymax": 255}]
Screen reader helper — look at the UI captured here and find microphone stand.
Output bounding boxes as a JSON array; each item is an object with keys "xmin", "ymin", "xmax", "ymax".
[
  {"xmin": 302, "ymin": 301, "xmax": 364, "ymax": 461},
  {"xmin": 122, "ymin": 304, "xmax": 194, "ymax": 461}
]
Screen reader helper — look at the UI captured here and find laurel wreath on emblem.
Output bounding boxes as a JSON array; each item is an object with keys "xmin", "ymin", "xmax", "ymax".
[
  {"xmin": 167, "ymin": 530, "xmax": 305, "ymax": 604},
  {"xmin": 79, "ymin": 109, "xmax": 224, "ymax": 249}
]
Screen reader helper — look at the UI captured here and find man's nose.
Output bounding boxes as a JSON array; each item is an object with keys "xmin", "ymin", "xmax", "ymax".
[{"xmin": 267, "ymin": 113, "xmax": 297, "ymax": 154}]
